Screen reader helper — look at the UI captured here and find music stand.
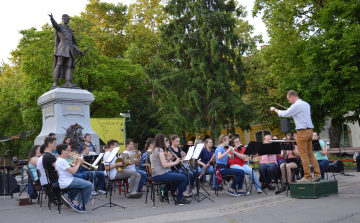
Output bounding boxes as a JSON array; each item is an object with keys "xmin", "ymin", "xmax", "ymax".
[
  {"xmin": 93, "ymin": 148, "xmax": 124, "ymax": 210},
  {"xmin": 312, "ymin": 140, "xmax": 321, "ymax": 151},
  {"xmin": 190, "ymin": 144, "xmax": 214, "ymax": 203},
  {"xmin": 275, "ymin": 140, "xmax": 296, "ymax": 196},
  {"xmin": 243, "ymin": 142, "xmax": 267, "ymax": 195}
]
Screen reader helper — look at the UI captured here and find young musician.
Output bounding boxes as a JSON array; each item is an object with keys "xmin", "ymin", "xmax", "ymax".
[
  {"xmin": 150, "ymin": 133, "xmax": 190, "ymax": 205},
  {"xmin": 42, "ymin": 136, "xmax": 60, "ymax": 204},
  {"xmin": 55, "ymin": 143, "xmax": 93, "ymax": 213},
  {"xmin": 259, "ymin": 135, "xmax": 280, "ymax": 190},
  {"xmin": 275, "ymin": 134, "xmax": 300, "ymax": 194},
  {"xmin": 79, "ymin": 133, "xmax": 96, "ymax": 153},
  {"xmin": 167, "ymin": 135, "xmax": 196, "ymax": 196},
  {"xmin": 196, "ymin": 138, "xmax": 216, "ymax": 188},
  {"xmin": 28, "ymin": 145, "xmax": 41, "ymax": 182},
  {"xmin": 215, "ymin": 135, "xmax": 245, "ymax": 197},
  {"xmin": 103, "ymin": 139, "xmax": 142, "ymax": 198},
  {"xmin": 63, "ymin": 136, "xmax": 72, "ymax": 152},
  {"xmin": 124, "ymin": 139, "xmax": 146, "ymax": 193},
  {"xmin": 273, "ymin": 135, "xmax": 284, "ymax": 165},
  {"xmin": 313, "ymin": 132, "xmax": 329, "ymax": 179},
  {"xmin": 79, "ymin": 145, "xmax": 106, "ymax": 194},
  {"xmin": 140, "ymin": 138, "xmax": 154, "ymax": 171},
  {"xmin": 228, "ymin": 136, "xmax": 262, "ymax": 194},
  {"xmin": 37, "ymin": 144, "xmax": 48, "ymax": 186}
]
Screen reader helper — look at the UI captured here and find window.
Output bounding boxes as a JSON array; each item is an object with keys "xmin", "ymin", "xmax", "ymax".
[
  {"xmin": 340, "ymin": 124, "xmax": 352, "ymax": 147},
  {"xmin": 255, "ymin": 130, "xmax": 271, "ymax": 142}
]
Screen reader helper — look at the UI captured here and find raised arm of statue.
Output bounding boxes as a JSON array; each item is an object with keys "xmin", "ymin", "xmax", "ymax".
[{"xmin": 48, "ymin": 13, "xmax": 61, "ymax": 32}]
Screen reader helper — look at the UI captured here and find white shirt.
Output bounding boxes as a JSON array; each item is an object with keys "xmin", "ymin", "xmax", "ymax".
[
  {"xmin": 37, "ymin": 156, "xmax": 48, "ymax": 186},
  {"xmin": 55, "ymin": 158, "xmax": 74, "ymax": 188},
  {"xmin": 277, "ymin": 99, "xmax": 314, "ymax": 130},
  {"xmin": 103, "ymin": 151, "xmax": 117, "ymax": 180},
  {"xmin": 123, "ymin": 150, "xmax": 136, "ymax": 170}
]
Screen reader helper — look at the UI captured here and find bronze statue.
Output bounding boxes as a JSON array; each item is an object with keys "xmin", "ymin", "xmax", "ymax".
[{"xmin": 48, "ymin": 13, "xmax": 89, "ymax": 89}]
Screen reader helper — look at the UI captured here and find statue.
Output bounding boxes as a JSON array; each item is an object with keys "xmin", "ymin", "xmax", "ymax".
[{"xmin": 48, "ymin": 13, "xmax": 90, "ymax": 89}]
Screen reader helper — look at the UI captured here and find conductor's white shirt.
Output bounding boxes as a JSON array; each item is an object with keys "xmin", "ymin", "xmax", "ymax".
[{"xmin": 277, "ymin": 99, "xmax": 314, "ymax": 130}]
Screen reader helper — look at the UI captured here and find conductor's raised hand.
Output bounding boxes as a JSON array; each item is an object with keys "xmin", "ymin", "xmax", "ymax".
[{"xmin": 270, "ymin": 107, "xmax": 275, "ymax": 112}]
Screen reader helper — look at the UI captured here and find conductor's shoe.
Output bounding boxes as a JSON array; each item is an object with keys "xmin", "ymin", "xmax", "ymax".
[
  {"xmin": 297, "ymin": 177, "xmax": 311, "ymax": 183},
  {"xmin": 312, "ymin": 176, "xmax": 322, "ymax": 182},
  {"xmin": 176, "ymin": 198, "xmax": 190, "ymax": 205}
]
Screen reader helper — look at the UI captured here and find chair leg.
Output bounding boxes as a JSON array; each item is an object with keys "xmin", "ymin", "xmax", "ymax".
[
  {"xmin": 152, "ymin": 184, "xmax": 155, "ymax": 208},
  {"xmin": 145, "ymin": 184, "xmax": 149, "ymax": 205}
]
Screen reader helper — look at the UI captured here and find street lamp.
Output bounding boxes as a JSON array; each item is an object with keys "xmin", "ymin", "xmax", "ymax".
[{"xmin": 119, "ymin": 110, "xmax": 131, "ymax": 140}]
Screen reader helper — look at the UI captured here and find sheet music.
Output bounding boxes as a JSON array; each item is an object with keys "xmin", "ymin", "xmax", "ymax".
[
  {"xmin": 184, "ymin": 146, "xmax": 195, "ymax": 161},
  {"xmin": 92, "ymin": 153, "xmax": 104, "ymax": 166},
  {"xmin": 106, "ymin": 147, "xmax": 120, "ymax": 163},
  {"xmin": 192, "ymin": 143, "xmax": 205, "ymax": 159},
  {"xmin": 269, "ymin": 140, "xmax": 296, "ymax": 143}
]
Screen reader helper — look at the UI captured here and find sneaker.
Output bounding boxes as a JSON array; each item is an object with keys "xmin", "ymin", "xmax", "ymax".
[
  {"xmin": 91, "ymin": 191, "xmax": 98, "ymax": 196},
  {"xmin": 96, "ymin": 189, "xmax": 106, "ymax": 194},
  {"xmin": 297, "ymin": 177, "xmax": 311, "ymax": 183},
  {"xmin": 237, "ymin": 191, "xmax": 250, "ymax": 196},
  {"xmin": 256, "ymin": 189, "xmax": 263, "ymax": 194},
  {"xmin": 312, "ymin": 176, "xmax": 322, "ymax": 182},
  {"xmin": 227, "ymin": 190, "xmax": 238, "ymax": 197},
  {"xmin": 275, "ymin": 186, "xmax": 286, "ymax": 195},
  {"xmin": 176, "ymin": 198, "xmax": 191, "ymax": 205},
  {"xmin": 127, "ymin": 191, "xmax": 142, "ymax": 198},
  {"xmin": 71, "ymin": 202, "xmax": 85, "ymax": 213},
  {"xmin": 61, "ymin": 194, "xmax": 71, "ymax": 207}
]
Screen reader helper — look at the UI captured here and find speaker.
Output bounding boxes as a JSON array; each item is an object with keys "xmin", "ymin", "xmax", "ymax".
[{"xmin": 280, "ymin": 119, "xmax": 291, "ymax": 133}]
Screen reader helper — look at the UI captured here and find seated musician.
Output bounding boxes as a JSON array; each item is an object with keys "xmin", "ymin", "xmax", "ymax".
[
  {"xmin": 28, "ymin": 145, "xmax": 41, "ymax": 183},
  {"xmin": 63, "ymin": 137, "xmax": 72, "ymax": 152},
  {"xmin": 167, "ymin": 135, "xmax": 196, "ymax": 197},
  {"xmin": 79, "ymin": 145, "xmax": 106, "ymax": 195},
  {"xmin": 141, "ymin": 138, "xmax": 154, "ymax": 171},
  {"xmin": 42, "ymin": 136, "xmax": 61, "ymax": 205},
  {"xmin": 55, "ymin": 143, "xmax": 93, "ymax": 213},
  {"xmin": 259, "ymin": 135, "xmax": 280, "ymax": 190},
  {"xmin": 37, "ymin": 144, "xmax": 49, "ymax": 186},
  {"xmin": 215, "ymin": 134, "xmax": 245, "ymax": 196},
  {"xmin": 103, "ymin": 139, "xmax": 142, "ymax": 198},
  {"xmin": 196, "ymin": 138, "xmax": 216, "ymax": 189},
  {"xmin": 124, "ymin": 139, "xmax": 146, "ymax": 193},
  {"xmin": 275, "ymin": 134, "xmax": 299, "ymax": 194},
  {"xmin": 313, "ymin": 132, "xmax": 329, "ymax": 179},
  {"xmin": 228, "ymin": 136, "xmax": 262, "ymax": 194},
  {"xmin": 79, "ymin": 133, "xmax": 96, "ymax": 154},
  {"xmin": 150, "ymin": 133, "xmax": 190, "ymax": 205}
]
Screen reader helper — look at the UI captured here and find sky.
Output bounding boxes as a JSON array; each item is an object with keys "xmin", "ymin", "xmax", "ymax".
[{"xmin": 0, "ymin": 0, "xmax": 268, "ymax": 64}]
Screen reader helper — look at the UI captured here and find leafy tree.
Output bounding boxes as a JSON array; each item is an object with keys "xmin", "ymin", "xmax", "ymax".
[{"xmin": 150, "ymin": 0, "xmax": 255, "ymax": 142}]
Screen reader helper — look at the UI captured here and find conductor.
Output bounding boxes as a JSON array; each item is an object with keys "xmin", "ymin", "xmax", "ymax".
[{"xmin": 270, "ymin": 90, "xmax": 321, "ymax": 182}]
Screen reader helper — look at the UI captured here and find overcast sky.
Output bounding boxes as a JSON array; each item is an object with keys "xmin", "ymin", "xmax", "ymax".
[{"xmin": 0, "ymin": 0, "xmax": 268, "ymax": 64}]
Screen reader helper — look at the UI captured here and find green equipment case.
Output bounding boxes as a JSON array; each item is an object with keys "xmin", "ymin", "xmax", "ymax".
[{"xmin": 289, "ymin": 180, "xmax": 338, "ymax": 199}]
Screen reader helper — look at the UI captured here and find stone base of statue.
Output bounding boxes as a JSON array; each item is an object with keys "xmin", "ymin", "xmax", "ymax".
[{"xmin": 34, "ymin": 88, "xmax": 99, "ymax": 153}]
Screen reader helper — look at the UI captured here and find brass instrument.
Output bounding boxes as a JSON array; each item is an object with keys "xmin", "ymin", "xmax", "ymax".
[
  {"xmin": 115, "ymin": 148, "xmax": 140, "ymax": 172},
  {"xmin": 68, "ymin": 152, "xmax": 98, "ymax": 170}
]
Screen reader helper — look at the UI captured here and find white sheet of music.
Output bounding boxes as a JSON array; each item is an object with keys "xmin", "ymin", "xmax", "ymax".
[
  {"xmin": 192, "ymin": 143, "xmax": 205, "ymax": 159},
  {"xmin": 106, "ymin": 147, "xmax": 120, "ymax": 163},
  {"xmin": 184, "ymin": 146, "xmax": 195, "ymax": 161},
  {"xmin": 92, "ymin": 153, "xmax": 104, "ymax": 166}
]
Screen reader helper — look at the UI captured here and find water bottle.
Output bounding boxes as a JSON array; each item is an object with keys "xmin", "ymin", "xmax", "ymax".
[{"xmin": 168, "ymin": 191, "xmax": 172, "ymax": 203}]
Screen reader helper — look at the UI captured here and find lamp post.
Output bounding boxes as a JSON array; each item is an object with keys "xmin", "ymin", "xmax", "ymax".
[{"xmin": 119, "ymin": 110, "xmax": 131, "ymax": 141}]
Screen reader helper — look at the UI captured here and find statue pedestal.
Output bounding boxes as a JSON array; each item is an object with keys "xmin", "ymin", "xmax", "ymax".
[{"xmin": 34, "ymin": 88, "xmax": 99, "ymax": 152}]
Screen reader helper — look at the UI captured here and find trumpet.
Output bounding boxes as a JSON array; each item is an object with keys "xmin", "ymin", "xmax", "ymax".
[{"xmin": 68, "ymin": 152, "xmax": 98, "ymax": 171}]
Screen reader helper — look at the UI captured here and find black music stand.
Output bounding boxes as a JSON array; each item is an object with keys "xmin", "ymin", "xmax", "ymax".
[
  {"xmin": 189, "ymin": 145, "xmax": 214, "ymax": 203},
  {"xmin": 279, "ymin": 141, "xmax": 295, "ymax": 196},
  {"xmin": 243, "ymin": 141, "xmax": 267, "ymax": 195},
  {"xmin": 93, "ymin": 160, "xmax": 125, "ymax": 210},
  {"xmin": 258, "ymin": 143, "xmax": 282, "ymax": 191}
]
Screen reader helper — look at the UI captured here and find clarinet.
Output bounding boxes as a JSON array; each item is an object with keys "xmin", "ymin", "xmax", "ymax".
[
  {"xmin": 168, "ymin": 148, "xmax": 190, "ymax": 173},
  {"xmin": 165, "ymin": 147, "xmax": 180, "ymax": 173}
]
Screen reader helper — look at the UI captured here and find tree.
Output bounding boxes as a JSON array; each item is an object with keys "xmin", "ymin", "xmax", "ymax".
[{"xmin": 150, "ymin": 0, "xmax": 255, "ymax": 142}]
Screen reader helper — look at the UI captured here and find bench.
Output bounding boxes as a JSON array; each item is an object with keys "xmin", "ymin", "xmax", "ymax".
[{"xmin": 327, "ymin": 147, "xmax": 360, "ymax": 154}]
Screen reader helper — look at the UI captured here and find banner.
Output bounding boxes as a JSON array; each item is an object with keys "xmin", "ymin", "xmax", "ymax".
[{"xmin": 90, "ymin": 118, "xmax": 126, "ymax": 152}]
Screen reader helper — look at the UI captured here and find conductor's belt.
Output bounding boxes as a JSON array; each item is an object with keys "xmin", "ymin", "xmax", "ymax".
[{"xmin": 296, "ymin": 127, "xmax": 312, "ymax": 131}]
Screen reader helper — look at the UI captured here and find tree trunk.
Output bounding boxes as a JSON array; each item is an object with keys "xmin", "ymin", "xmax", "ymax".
[
  {"xmin": 151, "ymin": 85, "xmax": 156, "ymax": 103},
  {"xmin": 329, "ymin": 119, "xmax": 341, "ymax": 148},
  {"xmin": 211, "ymin": 117, "xmax": 216, "ymax": 144},
  {"xmin": 230, "ymin": 117, "xmax": 235, "ymax": 136}
]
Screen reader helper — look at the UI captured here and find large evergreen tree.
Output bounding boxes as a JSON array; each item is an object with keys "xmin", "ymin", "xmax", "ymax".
[{"xmin": 150, "ymin": 0, "xmax": 254, "ymax": 142}]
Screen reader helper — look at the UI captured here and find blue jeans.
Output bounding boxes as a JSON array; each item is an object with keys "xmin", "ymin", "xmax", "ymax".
[
  {"xmin": 219, "ymin": 168, "xmax": 245, "ymax": 190},
  {"xmin": 136, "ymin": 167, "xmax": 147, "ymax": 192},
  {"xmin": 84, "ymin": 171, "xmax": 105, "ymax": 190},
  {"xmin": 152, "ymin": 172, "xmax": 187, "ymax": 201},
  {"xmin": 63, "ymin": 178, "xmax": 93, "ymax": 205},
  {"xmin": 279, "ymin": 160, "xmax": 284, "ymax": 165},
  {"xmin": 356, "ymin": 155, "xmax": 360, "ymax": 171},
  {"xmin": 171, "ymin": 168, "xmax": 196, "ymax": 189},
  {"xmin": 197, "ymin": 165, "xmax": 216, "ymax": 187},
  {"xmin": 317, "ymin": 159, "xmax": 329, "ymax": 180},
  {"xmin": 231, "ymin": 164, "xmax": 260, "ymax": 190},
  {"xmin": 259, "ymin": 163, "xmax": 279, "ymax": 186},
  {"xmin": 73, "ymin": 173, "xmax": 87, "ymax": 180}
]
